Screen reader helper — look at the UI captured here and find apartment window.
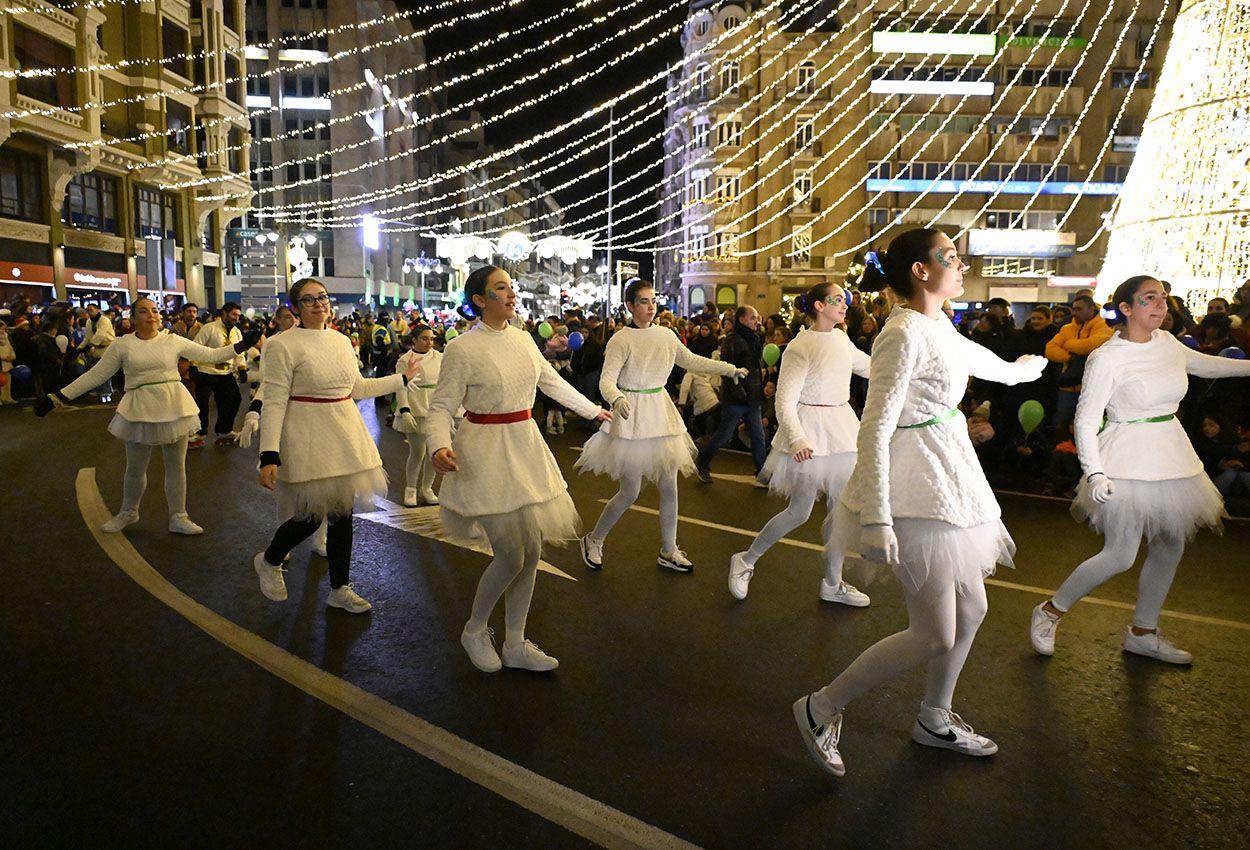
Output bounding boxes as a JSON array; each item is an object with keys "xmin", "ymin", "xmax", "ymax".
[
  {"xmin": 1027, "ymin": 20, "xmax": 1077, "ymax": 37},
  {"xmin": 723, "ymin": 13, "xmax": 741, "ymax": 29},
  {"xmin": 687, "ymin": 168, "xmax": 712, "ymax": 205},
  {"xmin": 687, "ymin": 224, "xmax": 710, "ymax": 259},
  {"xmin": 223, "ymin": 0, "xmax": 238, "ymax": 32},
  {"xmin": 1103, "ymin": 164, "xmax": 1131, "ymax": 182},
  {"xmin": 135, "ymin": 187, "xmax": 179, "ymax": 239},
  {"xmin": 166, "ymin": 100, "xmax": 191, "ymax": 155},
  {"xmin": 792, "ymin": 225, "xmax": 812, "ymax": 265},
  {"xmin": 695, "ymin": 63, "xmax": 711, "ymax": 99},
  {"xmin": 720, "ymin": 61, "xmax": 739, "ymax": 94},
  {"xmin": 693, "ymin": 16, "xmax": 711, "ymax": 38},
  {"xmin": 1111, "ymin": 70, "xmax": 1152, "ymax": 89},
  {"xmin": 692, "ymin": 117, "xmax": 711, "ymax": 149},
  {"xmin": 794, "ymin": 118, "xmax": 814, "ymax": 150},
  {"xmin": 0, "ymin": 148, "xmax": 43, "ymax": 222},
  {"xmin": 714, "ymin": 171, "xmax": 740, "ymax": 202},
  {"xmin": 225, "ymin": 56, "xmax": 241, "ymax": 104},
  {"xmin": 713, "ymin": 229, "xmax": 739, "ymax": 257},
  {"xmin": 716, "ymin": 117, "xmax": 742, "ymax": 147},
  {"xmin": 228, "ymin": 128, "xmax": 243, "ymax": 174},
  {"xmin": 1017, "ymin": 68, "xmax": 1074, "ymax": 88},
  {"xmin": 162, "ymin": 19, "xmax": 190, "ymax": 79},
  {"xmin": 867, "ymin": 208, "xmax": 891, "ymax": 228},
  {"xmin": 868, "ymin": 160, "xmax": 890, "ymax": 179},
  {"xmin": 794, "ymin": 60, "xmax": 816, "ymax": 95},
  {"xmin": 13, "ymin": 25, "xmax": 75, "ymax": 107},
  {"xmin": 985, "ymin": 209, "xmax": 1061, "ymax": 230},
  {"xmin": 982, "ymin": 256, "xmax": 1057, "ymax": 277},
  {"xmin": 793, "ymin": 169, "xmax": 813, "ymax": 202}
]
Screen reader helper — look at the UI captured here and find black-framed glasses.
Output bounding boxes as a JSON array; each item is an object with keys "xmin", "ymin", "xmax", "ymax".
[{"xmin": 298, "ymin": 294, "xmax": 332, "ymax": 306}]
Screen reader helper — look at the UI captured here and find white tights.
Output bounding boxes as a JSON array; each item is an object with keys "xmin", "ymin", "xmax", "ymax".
[
  {"xmin": 404, "ymin": 433, "xmax": 434, "ymax": 493},
  {"xmin": 591, "ymin": 468, "xmax": 679, "ymax": 554},
  {"xmin": 1051, "ymin": 524, "xmax": 1183, "ymax": 630},
  {"xmin": 121, "ymin": 438, "xmax": 189, "ymax": 516},
  {"xmin": 744, "ymin": 475, "xmax": 845, "ymax": 585},
  {"xmin": 467, "ymin": 514, "xmax": 543, "ymax": 647},
  {"xmin": 810, "ymin": 563, "xmax": 988, "ymax": 721}
]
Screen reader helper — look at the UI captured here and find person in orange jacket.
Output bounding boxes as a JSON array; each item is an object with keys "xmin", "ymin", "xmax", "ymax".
[{"xmin": 1045, "ymin": 294, "xmax": 1113, "ymax": 430}]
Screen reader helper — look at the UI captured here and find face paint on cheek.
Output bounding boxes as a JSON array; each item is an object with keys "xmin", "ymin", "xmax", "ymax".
[
  {"xmin": 1136, "ymin": 295, "xmax": 1152, "ymax": 308},
  {"xmin": 934, "ymin": 250, "xmax": 953, "ymax": 270}
]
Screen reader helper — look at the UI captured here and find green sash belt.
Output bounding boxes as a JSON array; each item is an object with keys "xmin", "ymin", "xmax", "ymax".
[
  {"xmin": 1109, "ymin": 413, "xmax": 1175, "ymax": 424},
  {"xmin": 621, "ymin": 386, "xmax": 664, "ymax": 394},
  {"xmin": 131, "ymin": 379, "xmax": 182, "ymax": 390},
  {"xmin": 898, "ymin": 408, "xmax": 960, "ymax": 429},
  {"xmin": 415, "ymin": 383, "xmax": 437, "ymax": 389}
]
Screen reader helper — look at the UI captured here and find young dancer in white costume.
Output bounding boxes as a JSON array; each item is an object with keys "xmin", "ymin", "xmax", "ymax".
[
  {"xmin": 791, "ymin": 228, "xmax": 1045, "ymax": 777},
  {"xmin": 36, "ymin": 297, "xmax": 259, "ymax": 533},
  {"xmin": 393, "ymin": 325, "xmax": 442, "ymax": 508},
  {"xmin": 576, "ymin": 279, "xmax": 747, "ymax": 572},
  {"xmin": 251, "ymin": 279, "xmax": 419, "ymax": 614},
  {"xmin": 430, "ymin": 266, "xmax": 612, "ymax": 673},
  {"xmin": 728, "ymin": 282, "xmax": 871, "ymax": 606},
  {"xmin": 1030, "ymin": 276, "xmax": 1250, "ymax": 663}
]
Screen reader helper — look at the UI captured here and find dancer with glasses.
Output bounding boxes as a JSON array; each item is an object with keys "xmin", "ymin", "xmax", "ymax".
[
  {"xmin": 251, "ymin": 280, "xmax": 419, "ymax": 614},
  {"xmin": 576, "ymin": 278, "xmax": 746, "ymax": 573},
  {"xmin": 35, "ymin": 297, "xmax": 260, "ymax": 534},
  {"xmin": 430, "ymin": 265, "xmax": 611, "ymax": 673},
  {"xmin": 728, "ymin": 282, "xmax": 871, "ymax": 606}
]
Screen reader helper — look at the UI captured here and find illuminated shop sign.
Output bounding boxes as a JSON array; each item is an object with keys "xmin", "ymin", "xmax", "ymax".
[
  {"xmin": 966, "ymin": 228, "xmax": 1077, "ymax": 258},
  {"xmin": 871, "ymin": 31, "xmax": 997, "ymax": 56},
  {"xmin": 71, "ymin": 271, "xmax": 126, "ymax": 288},
  {"xmin": 1006, "ymin": 36, "xmax": 1089, "ymax": 49},
  {"xmin": 866, "ymin": 178, "xmax": 1122, "ymax": 196}
]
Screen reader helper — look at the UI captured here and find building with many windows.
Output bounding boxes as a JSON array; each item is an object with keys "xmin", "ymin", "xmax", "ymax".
[
  {"xmin": 0, "ymin": 0, "xmax": 251, "ymax": 310},
  {"xmin": 656, "ymin": 0, "xmax": 1173, "ymax": 317}
]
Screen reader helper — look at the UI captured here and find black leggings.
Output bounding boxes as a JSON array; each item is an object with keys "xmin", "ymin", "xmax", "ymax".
[{"xmin": 265, "ymin": 513, "xmax": 353, "ymax": 588}]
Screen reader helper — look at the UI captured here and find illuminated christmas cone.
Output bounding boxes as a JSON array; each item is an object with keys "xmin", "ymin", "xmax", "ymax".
[{"xmin": 1099, "ymin": 0, "xmax": 1250, "ymax": 303}]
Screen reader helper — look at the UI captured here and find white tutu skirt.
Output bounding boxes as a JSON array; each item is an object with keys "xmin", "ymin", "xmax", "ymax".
[
  {"xmin": 108, "ymin": 413, "xmax": 199, "ymax": 446},
  {"xmin": 277, "ymin": 466, "xmax": 388, "ymax": 521},
  {"xmin": 760, "ymin": 450, "xmax": 855, "ymax": 500},
  {"xmin": 829, "ymin": 504, "xmax": 1015, "ymax": 596},
  {"xmin": 1071, "ymin": 473, "xmax": 1225, "ymax": 541},
  {"xmin": 575, "ymin": 431, "xmax": 696, "ymax": 483},
  {"xmin": 441, "ymin": 490, "xmax": 582, "ymax": 550}
]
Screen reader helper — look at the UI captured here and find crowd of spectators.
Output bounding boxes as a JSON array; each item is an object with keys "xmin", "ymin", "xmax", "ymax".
[{"xmin": 4, "ymin": 276, "xmax": 1249, "ymax": 515}]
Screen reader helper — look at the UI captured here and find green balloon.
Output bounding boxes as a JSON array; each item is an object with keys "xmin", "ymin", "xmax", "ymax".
[
  {"xmin": 538, "ymin": 321, "xmax": 554, "ymax": 339},
  {"xmin": 1018, "ymin": 399, "xmax": 1045, "ymax": 436},
  {"xmin": 444, "ymin": 328, "xmax": 459, "ymax": 340},
  {"xmin": 762, "ymin": 342, "xmax": 781, "ymax": 367}
]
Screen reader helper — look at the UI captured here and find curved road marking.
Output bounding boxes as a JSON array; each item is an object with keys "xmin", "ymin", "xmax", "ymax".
[
  {"xmin": 609, "ymin": 500, "xmax": 1250, "ymax": 632},
  {"xmin": 77, "ymin": 468, "xmax": 698, "ymax": 850}
]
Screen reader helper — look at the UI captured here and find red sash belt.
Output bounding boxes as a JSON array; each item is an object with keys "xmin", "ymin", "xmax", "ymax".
[
  {"xmin": 289, "ymin": 394, "xmax": 352, "ymax": 403},
  {"xmin": 464, "ymin": 409, "xmax": 532, "ymax": 425}
]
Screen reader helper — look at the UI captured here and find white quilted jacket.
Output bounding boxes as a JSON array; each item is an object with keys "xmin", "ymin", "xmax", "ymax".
[{"xmin": 840, "ymin": 307, "xmax": 1041, "ymax": 528}]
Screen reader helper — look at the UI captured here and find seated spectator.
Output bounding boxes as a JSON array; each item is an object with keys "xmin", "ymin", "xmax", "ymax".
[
  {"xmin": 1197, "ymin": 418, "xmax": 1250, "ymax": 501},
  {"xmin": 1198, "ymin": 313, "xmax": 1235, "ymax": 354}
]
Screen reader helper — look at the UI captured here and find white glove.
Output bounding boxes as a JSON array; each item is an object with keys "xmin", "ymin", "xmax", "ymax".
[
  {"xmin": 860, "ymin": 523, "xmax": 900, "ymax": 565},
  {"xmin": 394, "ymin": 411, "xmax": 419, "ymax": 432},
  {"xmin": 237, "ymin": 411, "xmax": 260, "ymax": 448},
  {"xmin": 1086, "ymin": 472, "xmax": 1115, "ymax": 504},
  {"xmin": 1012, "ymin": 354, "xmax": 1047, "ymax": 384},
  {"xmin": 733, "ymin": 367, "xmax": 749, "ymax": 383},
  {"xmin": 611, "ymin": 396, "xmax": 631, "ymax": 421}
]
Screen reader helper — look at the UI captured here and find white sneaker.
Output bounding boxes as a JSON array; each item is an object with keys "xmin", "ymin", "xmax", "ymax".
[
  {"xmin": 461, "ymin": 625, "xmax": 502, "ymax": 672},
  {"xmin": 403, "ymin": 487, "xmax": 418, "ymax": 507},
  {"xmin": 792, "ymin": 695, "xmax": 845, "ymax": 777},
  {"xmin": 252, "ymin": 551, "xmax": 288, "ymax": 602},
  {"xmin": 502, "ymin": 639, "xmax": 559, "ymax": 672},
  {"xmin": 819, "ymin": 579, "xmax": 871, "ymax": 607},
  {"xmin": 580, "ymin": 534, "xmax": 604, "ymax": 570},
  {"xmin": 1123, "ymin": 627, "xmax": 1192, "ymax": 665},
  {"xmin": 312, "ymin": 525, "xmax": 328, "ymax": 557},
  {"xmin": 101, "ymin": 509, "xmax": 140, "ymax": 533},
  {"xmin": 658, "ymin": 548, "xmax": 694, "ymax": 573},
  {"xmin": 728, "ymin": 552, "xmax": 754, "ymax": 600},
  {"xmin": 326, "ymin": 583, "xmax": 372, "ymax": 613},
  {"xmin": 1030, "ymin": 603, "xmax": 1060, "ymax": 656},
  {"xmin": 168, "ymin": 513, "xmax": 204, "ymax": 535},
  {"xmin": 911, "ymin": 704, "xmax": 998, "ymax": 756},
  {"xmin": 419, "ymin": 488, "xmax": 439, "ymax": 505},
  {"xmin": 546, "ymin": 424, "xmax": 558, "ymax": 435}
]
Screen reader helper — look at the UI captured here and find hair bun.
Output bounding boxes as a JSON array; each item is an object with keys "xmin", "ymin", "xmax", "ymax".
[
  {"xmin": 456, "ymin": 302, "xmax": 476, "ymax": 321},
  {"xmin": 794, "ymin": 294, "xmax": 808, "ymax": 314},
  {"xmin": 860, "ymin": 250, "xmax": 889, "ymax": 292}
]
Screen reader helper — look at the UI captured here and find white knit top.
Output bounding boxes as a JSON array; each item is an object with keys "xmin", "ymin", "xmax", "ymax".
[
  {"xmin": 258, "ymin": 327, "xmax": 402, "ymax": 484},
  {"xmin": 771, "ymin": 326, "xmax": 871, "ymax": 456},
  {"xmin": 428, "ymin": 322, "xmax": 601, "ymax": 518},
  {"xmin": 1076, "ymin": 330, "xmax": 1250, "ymax": 481},
  {"xmin": 396, "ymin": 348, "xmax": 443, "ymax": 418},
  {"xmin": 841, "ymin": 307, "xmax": 1043, "ymax": 528},
  {"xmin": 61, "ymin": 331, "xmax": 240, "ymax": 423},
  {"xmin": 597, "ymin": 324, "xmax": 737, "ymax": 440}
]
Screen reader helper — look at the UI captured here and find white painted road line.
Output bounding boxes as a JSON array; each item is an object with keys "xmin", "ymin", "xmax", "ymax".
[
  {"xmin": 78, "ymin": 468, "xmax": 698, "ymax": 850},
  {"xmin": 607, "ymin": 500, "xmax": 1250, "ymax": 633}
]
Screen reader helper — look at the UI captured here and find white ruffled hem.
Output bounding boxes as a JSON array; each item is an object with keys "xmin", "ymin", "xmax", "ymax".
[
  {"xmin": 277, "ymin": 466, "xmax": 388, "ymax": 520},
  {"xmin": 830, "ymin": 504, "xmax": 1015, "ymax": 596},
  {"xmin": 574, "ymin": 431, "xmax": 696, "ymax": 483},
  {"xmin": 1071, "ymin": 473, "xmax": 1225, "ymax": 541},
  {"xmin": 760, "ymin": 450, "xmax": 855, "ymax": 500},
  {"xmin": 108, "ymin": 413, "xmax": 199, "ymax": 446},
  {"xmin": 440, "ymin": 490, "xmax": 582, "ymax": 549}
]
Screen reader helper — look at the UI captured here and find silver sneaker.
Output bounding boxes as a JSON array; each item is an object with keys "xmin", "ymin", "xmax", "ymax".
[
  {"xmin": 1123, "ymin": 627, "xmax": 1192, "ymax": 665},
  {"xmin": 580, "ymin": 534, "xmax": 604, "ymax": 570},
  {"xmin": 326, "ymin": 583, "xmax": 372, "ymax": 614},
  {"xmin": 1030, "ymin": 603, "xmax": 1060, "ymax": 656},
  {"xmin": 728, "ymin": 552, "xmax": 753, "ymax": 600},
  {"xmin": 658, "ymin": 548, "xmax": 694, "ymax": 573},
  {"xmin": 819, "ymin": 578, "xmax": 870, "ymax": 607},
  {"xmin": 252, "ymin": 551, "xmax": 288, "ymax": 602},
  {"xmin": 792, "ymin": 696, "xmax": 845, "ymax": 777},
  {"xmin": 501, "ymin": 639, "xmax": 559, "ymax": 672},
  {"xmin": 101, "ymin": 509, "xmax": 139, "ymax": 533},
  {"xmin": 168, "ymin": 513, "xmax": 204, "ymax": 535},
  {"xmin": 911, "ymin": 704, "xmax": 998, "ymax": 756},
  {"xmin": 461, "ymin": 625, "xmax": 502, "ymax": 672}
]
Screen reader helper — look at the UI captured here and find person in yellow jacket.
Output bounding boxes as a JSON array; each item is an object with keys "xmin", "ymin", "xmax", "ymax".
[{"xmin": 1045, "ymin": 294, "xmax": 1113, "ymax": 429}]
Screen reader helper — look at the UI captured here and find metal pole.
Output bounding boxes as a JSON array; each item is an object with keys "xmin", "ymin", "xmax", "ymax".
[
  {"xmin": 420, "ymin": 269, "xmax": 427, "ymax": 318},
  {"xmin": 605, "ymin": 103, "xmax": 614, "ymax": 318}
]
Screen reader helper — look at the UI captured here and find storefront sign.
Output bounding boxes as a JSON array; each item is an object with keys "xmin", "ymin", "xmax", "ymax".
[
  {"xmin": 68, "ymin": 269, "xmax": 127, "ymax": 290},
  {"xmin": 966, "ymin": 229, "xmax": 1077, "ymax": 258},
  {"xmin": 0, "ymin": 261, "xmax": 54, "ymax": 286}
]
